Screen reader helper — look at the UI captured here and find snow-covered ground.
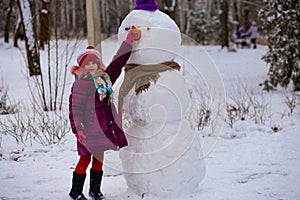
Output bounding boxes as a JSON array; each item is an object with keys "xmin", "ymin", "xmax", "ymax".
[{"xmin": 0, "ymin": 39, "xmax": 299, "ymax": 200}]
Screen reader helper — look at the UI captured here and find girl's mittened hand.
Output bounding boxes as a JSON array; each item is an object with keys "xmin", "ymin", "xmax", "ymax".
[
  {"xmin": 76, "ymin": 130, "xmax": 86, "ymax": 144},
  {"xmin": 130, "ymin": 26, "xmax": 141, "ymax": 40},
  {"xmin": 125, "ymin": 26, "xmax": 141, "ymax": 44}
]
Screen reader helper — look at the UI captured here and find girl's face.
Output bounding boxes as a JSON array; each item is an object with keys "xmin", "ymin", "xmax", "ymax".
[{"xmin": 84, "ymin": 61, "xmax": 98, "ymax": 73}]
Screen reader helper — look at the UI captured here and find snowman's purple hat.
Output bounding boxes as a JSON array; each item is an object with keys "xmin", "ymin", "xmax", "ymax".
[{"xmin": 134, "ymin": 0, "xmax": 158, "ymax": 11}]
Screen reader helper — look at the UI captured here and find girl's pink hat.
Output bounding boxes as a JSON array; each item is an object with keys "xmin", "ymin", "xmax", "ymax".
[{"xmin": 77, "ymin": 46, "xmax": 102, "ymax": 67}]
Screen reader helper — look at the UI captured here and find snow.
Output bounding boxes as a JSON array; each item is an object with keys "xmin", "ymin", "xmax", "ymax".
[
  {"xmin": 41, "ymin": 9, "xmax": 48, "ymax": 14},
  {"xmin": 0, "ymin": 38, "xmax": 300, "ymax": 200}
]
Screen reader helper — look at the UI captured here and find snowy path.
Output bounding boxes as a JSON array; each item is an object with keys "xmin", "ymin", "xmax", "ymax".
[{"xmin": 0, "ymin": 118, "xmax": 299, "ymax": 200}]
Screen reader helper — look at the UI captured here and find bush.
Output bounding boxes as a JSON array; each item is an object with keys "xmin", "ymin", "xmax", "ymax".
[
  {"xmin": 0, "ymin": 102, "xmax": 70, "ymax": 146},
  {"xmin": 0, "ymin": 84, "xmax": 18, "ymax": 115}
]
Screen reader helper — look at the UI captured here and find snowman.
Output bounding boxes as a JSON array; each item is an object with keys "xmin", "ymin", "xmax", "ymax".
[{"xmin": 116, "ymin": 0, "xmax": 205, "ymax": 198}]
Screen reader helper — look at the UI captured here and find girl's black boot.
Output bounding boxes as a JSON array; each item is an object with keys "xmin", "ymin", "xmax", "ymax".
[
  {"xmin": 69, "ymin": 171, "xmax": 88, "ymax": 200},
  {"xmin": 89, "ymin": 169, "xmax": 105, "ymax": 200}
]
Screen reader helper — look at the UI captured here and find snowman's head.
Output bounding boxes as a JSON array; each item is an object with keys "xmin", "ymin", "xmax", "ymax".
[{"xmin": 118, "ymin": 1, "xmax": 181, "ymax": 65}]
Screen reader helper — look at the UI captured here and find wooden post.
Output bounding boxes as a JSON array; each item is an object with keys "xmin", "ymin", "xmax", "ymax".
[{"xmin": 86, "ymin": 0, "xmax": 102, "ymax": 52}]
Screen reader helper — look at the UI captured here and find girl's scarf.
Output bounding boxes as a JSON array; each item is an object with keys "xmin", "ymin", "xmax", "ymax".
[
  {"xmin": 74, "ymin": 67, "xmax": 113, "ymax": 101},
  {"xmin": 92, "ymin": 71, "xmax": 113, "ymax": 101}
]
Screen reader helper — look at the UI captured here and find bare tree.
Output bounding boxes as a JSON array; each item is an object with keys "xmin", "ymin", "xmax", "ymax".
[
  {"xmin": 220, "ymin": 0, "xmax": 229, "ymax": 48},
  {"xmin": 16, "ymin": 0, "xmax": 42, "ymax": 76},
  {"xmin": 232, "ymin": 0, "xmax": 240, "ymax": 32},
  {"xmin": 160, "ymin": 0, "xmax": 178, "ymax": 21},
  {"xmin": 4, "ymin": 0, "xmax": 15, "ymax": 43},
  {"xmin": 39, "ymin": 0, "xmax": 50, "ymax": 50},
  {"xmin": 2, "ymin": 0, "xmax": 265, "ymax": 46},
  {"xmin": 101, "ymin": 0, "xmax": 109, "ymax": 38},
  {"xmin": 242, "ymin": 0, "xmax": 250, "ymax": 29},
  {"xmin": 71, "ymin": 0, "xmax": 76, "ymax": 34},
  {"xmin": 114, "ymin": 0, "xmax": 121, "ymax": 26},
  {"xmin": 13, "ymin": 21, "xmax": 25, "ymax": 47}
]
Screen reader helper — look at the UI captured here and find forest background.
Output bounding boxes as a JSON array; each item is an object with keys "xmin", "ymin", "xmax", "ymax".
[
  {"xmin": 0, "ymin": 0, "xmax": 265, "ymax": 48},
  {"xmin": 1, "ymin": 0, "xmax": 299, "ymax": 112}
]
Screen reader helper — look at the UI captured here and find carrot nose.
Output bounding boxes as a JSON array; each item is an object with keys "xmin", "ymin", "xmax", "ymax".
[{"xmin": 131, "ymin": 26, "xmax": 141, "ymax": 40}]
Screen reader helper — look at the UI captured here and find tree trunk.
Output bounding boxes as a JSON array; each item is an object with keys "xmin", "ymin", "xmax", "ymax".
[
  {"xmin": 14, "ymin": 21, "xmax": 25, "ymax": 47},
  {"xmin": 17, "ymin": 0, "xmax": 48, "ymax": 111},
  {"xmin": 39, "ymin": 0, "xmax": 50, "ymax": 50},
  {"xmin": 233, "ymin": 0, "xmax": 240, "ymax": 32},
  {"xmin": 177, "ymin": 0, "xmax": 187, "ymax": 33},
  {"xmin": 115, "ymin": 0, "xmax": 121, "ymax": 26},
  {"xmin": 101, "ymin": 0, "xmax": 106, "ymax": 37},
  {"xmin": 64, "ymin": 0, "xmax": 69, "ymax": 37},
  {"xmin": 105, "ymin": 0, "xmax": 110, "ymax": 37},
  {"xmin": 243, "ymin": 0, "xmax": 250, "ymax": 29},
  {"xmin": 161, "ymin": 0, "xmax": 177, "ymax": 22},
  {"xmin": 72, "ymin": 0, "xmax": 76, "ymax": 35},
  {"xmin": 129, "ymin": 0, "xmax": 134, "ymax": 10},
  {"xmin": 16, "ymin": 0, "xmax": 41, "ymax": 76},
  {"xmin": 206, "ymin": 0, "xmax": 211, "ymax": 19},
  {"xmin": 72, "ymin": 0, "xmax": 84, "ymax": 37},
  {"xmin": 4, "ymin": 0, "xmax": 14, "ymax": 43},
  {"xmin": 220, "ymin": 0, "xmax": 229, "ymax": 48},
  {"xmin": 58, "ymin": 0, "xmax": 64, "ymax": 38}
]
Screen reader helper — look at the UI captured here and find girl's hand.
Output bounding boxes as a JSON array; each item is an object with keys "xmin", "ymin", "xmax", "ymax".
[
  {"xmin": 125, "ymin": 26, "xmax": 141, "ymax": 44},
  {"xmin": 76, "ymin": 130, "xmax": 86, "ymax": 144}
]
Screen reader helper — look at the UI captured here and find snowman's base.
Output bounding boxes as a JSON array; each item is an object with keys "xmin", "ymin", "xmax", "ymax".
[{"xmin": 120, "ymin": 123, "xmax": 205, "ymax": 197}]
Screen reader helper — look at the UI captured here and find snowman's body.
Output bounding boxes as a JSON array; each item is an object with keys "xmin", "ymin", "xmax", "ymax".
[{"xmin": 118, "ymin": 9, "xmax": 205, "ymax": 197}]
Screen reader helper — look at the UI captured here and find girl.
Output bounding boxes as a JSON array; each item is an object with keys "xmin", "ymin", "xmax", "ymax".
[
  {"xmin": 247, "ymin": 21, "xmax": 258, "ymax": 49},
  {"xmin": 69, "ymin": 27, "xmax": 141, "ymax": 200}
]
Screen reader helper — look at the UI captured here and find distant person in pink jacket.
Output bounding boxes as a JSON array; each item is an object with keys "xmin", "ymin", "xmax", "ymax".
[{"xmin": 247, "ymin": 21, "xmax": 258, "ymax": 49}]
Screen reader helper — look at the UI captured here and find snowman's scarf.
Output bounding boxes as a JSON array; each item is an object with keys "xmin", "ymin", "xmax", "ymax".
[{"xmin": 118, "ymin": 61, "xmax": 180, "ymax": 123}]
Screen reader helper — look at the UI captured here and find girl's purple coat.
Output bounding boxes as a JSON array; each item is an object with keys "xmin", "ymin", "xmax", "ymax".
[{"xmin": 69, "ymin": 42, "xmax": 132, "ymax": 155}]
